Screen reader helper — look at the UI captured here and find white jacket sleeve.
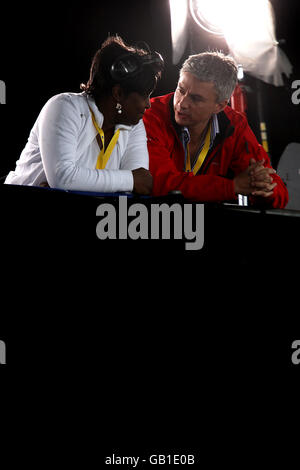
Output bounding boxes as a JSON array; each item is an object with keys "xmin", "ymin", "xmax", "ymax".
[
  {"xmin": 38, "ymin": 94, "xmax": 134, "ymax": 192},
  {"xmin": 119, "ymin": 120, "xmax": 149, "ymax": 171}
]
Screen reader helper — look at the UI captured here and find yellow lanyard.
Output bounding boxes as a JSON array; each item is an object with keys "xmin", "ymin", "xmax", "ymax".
[
  {"xmin": 90, "ymin": 108, "xmax": 120, "ymax": 169},
  {"xmin": 185, "ymin": 123, "xmax": 211, "ymax": 175}
]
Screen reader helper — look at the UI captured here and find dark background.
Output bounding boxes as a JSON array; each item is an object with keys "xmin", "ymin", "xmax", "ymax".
[{"xmin": 0, "ymin": 0, "xmax": 299, "ymax": 177}]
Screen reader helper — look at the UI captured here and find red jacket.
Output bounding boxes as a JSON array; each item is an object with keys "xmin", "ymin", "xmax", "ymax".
[{"xmin": 143, "ymin": 93, "xmax": 288, "ymax": 208}]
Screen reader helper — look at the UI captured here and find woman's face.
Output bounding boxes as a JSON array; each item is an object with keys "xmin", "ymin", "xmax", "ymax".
[{"xmin": 118, "ymin": 91, "xmax": 151, "ymax": 126}]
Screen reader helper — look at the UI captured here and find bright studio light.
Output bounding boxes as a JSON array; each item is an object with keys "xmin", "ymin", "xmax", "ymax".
[
  {"xmin": 189, "ymin": 0, "xmax": 227, "ymax": 36},
  {"xmin": 189, "ymin": 0, "xmax": 274, "ymax": 41},
  {"xmin": 169, "ymin": 0, "xmax": 292, "ymax": 84},
  {"xmin": 188, "ymin": 0, "xmax": 292, "ymax": 86},
  {"xmin": 189, "ymin": 0, "xmax": 278, "ymax": 70}
]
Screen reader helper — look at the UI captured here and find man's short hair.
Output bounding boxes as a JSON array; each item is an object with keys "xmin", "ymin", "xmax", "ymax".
[{"xmin": 180, "ymin": 51, "xmax": 238, "ymax": 103}]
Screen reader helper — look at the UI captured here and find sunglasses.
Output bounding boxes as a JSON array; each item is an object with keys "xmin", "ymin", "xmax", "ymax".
[{"xmin": 110, "ymin": 51, "xmax": 164, "ymax": 81}]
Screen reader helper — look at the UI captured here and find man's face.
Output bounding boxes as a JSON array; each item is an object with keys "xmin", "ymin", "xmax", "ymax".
[{"xmin": 173, "ymin": 72, "xmax": 227, "ymax": 128}]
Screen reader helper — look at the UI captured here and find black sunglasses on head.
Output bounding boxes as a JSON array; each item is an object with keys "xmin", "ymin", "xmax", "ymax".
[{"xmin": 110, "ymin": 51, "xmax": 164, "ymax": 81}]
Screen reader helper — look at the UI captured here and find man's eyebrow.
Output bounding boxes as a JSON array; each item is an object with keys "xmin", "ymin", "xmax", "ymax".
[
  {"xmin": 178, "ymin": 83, "xmax": 205, "ymax": 100},
  {"xmin": 178, "ymin": 82, "xmax": 206, "ymax": 101}
]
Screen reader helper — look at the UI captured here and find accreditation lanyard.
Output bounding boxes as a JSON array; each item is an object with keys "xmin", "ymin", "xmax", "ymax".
[
  {"xmin": 90, "ymin": 108, "xmax": 120, "ymax": 170},
  {"xmin": 185, "ymin": 123, "xmax": 211, "ymax": 175}
]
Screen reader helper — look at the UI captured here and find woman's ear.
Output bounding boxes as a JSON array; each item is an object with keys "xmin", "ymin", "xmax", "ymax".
[{"xmin": 112, "ymin": 84, "xmax": 124, "ymax": 103}]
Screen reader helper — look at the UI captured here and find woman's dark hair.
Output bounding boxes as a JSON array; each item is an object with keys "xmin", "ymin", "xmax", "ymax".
[{"xmin": 81, "ymin": 35, "xmax": 163, "ymax": 101}]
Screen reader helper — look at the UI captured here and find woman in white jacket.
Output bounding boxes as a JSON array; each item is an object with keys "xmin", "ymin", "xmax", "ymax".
[{"xmin": 5, "ymin": 35, "xmax": 164, "ymax": 194}]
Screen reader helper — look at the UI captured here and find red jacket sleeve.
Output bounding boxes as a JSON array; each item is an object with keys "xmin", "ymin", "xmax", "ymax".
[{"xmin": 229, "ymin": 113, "xmax": 289, "ymax": 209}]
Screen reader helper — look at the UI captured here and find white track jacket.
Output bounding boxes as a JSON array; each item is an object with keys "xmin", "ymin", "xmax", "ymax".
[{"xmin": 5, "ymin": 92, "xmax": 149, "ymax": 192}]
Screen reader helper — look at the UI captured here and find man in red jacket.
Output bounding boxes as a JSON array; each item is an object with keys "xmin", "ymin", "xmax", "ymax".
[{"xmin": 143, "ymin": 52, "xmax": 288, "ymax": 208}]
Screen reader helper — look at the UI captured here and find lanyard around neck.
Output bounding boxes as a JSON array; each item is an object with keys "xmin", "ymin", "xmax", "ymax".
[
  {"xmin": 90, "ymin": 108, "xmax": 120, "ymax": 170},
  {"xmin": 185, "ymin": 123, "xmax": 211, "ymax": 175}
]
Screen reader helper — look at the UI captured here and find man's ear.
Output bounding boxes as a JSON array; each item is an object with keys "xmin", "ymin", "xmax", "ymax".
[
  {"xmin": 215, "ymin": 100, "xmax": 228, "ymax": 114},
  {"xmin": 112, "ymin": 84, "xmax": 124, "ymax": 103}
]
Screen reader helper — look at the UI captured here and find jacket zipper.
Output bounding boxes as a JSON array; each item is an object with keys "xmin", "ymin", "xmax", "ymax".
[{"xmin": 200, "ymin": 125, "xmax": 235, "ymax": 175}]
